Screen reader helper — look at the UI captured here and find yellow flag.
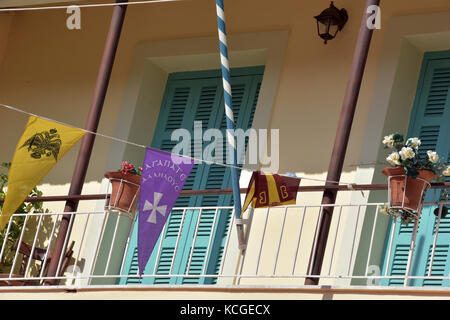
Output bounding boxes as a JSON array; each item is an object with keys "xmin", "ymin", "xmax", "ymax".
[{"xmin": 0, "ymin": 116, "xmax": 85, "ymax": 230}]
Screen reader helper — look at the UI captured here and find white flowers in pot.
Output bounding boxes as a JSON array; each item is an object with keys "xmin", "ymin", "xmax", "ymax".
[
  {"xmin": 444, "ymin": 166, "xmax": 450, "ymax": 177},
  {"xmin": 427, "ymin": 151, "xmax": 439, "ymax": 164},
  {"xmin": 381, "ymin": 132, "xmax": 450, "ymax": 224},
  {"xmin": 386, "ymin": 152, "xmax": 401, "ymax": 166},
  {"xmin": 399, "ymin": 147, "xmax": 415, "ymax": 161},
  {"xmin": 382, "ymin": 132, "xmax": 449, "ymax": 179}
]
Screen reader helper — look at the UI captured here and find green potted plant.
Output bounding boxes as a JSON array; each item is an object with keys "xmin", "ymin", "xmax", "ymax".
[
  {"xmin": 380, "ymin": 133, "xmax": 450, "ymax": 224},
  {"xmin": 104, "ymin": 161, "xmax": 142, "ymax": 213}
]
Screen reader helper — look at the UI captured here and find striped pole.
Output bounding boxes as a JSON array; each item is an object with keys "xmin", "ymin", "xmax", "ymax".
[
  {"xmin": 216, "ymin": 0, "xmax": 246, "ymax": 250},
  {"xmin": 216, "ymin": 0, "xmax": 242, "ymax": 219}
]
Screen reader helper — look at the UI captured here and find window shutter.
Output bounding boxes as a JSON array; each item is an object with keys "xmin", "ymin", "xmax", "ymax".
[
  {"xmin": 175, "ymin": 73, "xmax": 263, "ymax": 285},
  {"xmin": 119, "ymin": 67, "xmax": 264, "ymax": 285},
  {"xmin": 382, "ymin": 53, "xmax": 450, "ymax": 287},
  {"xmin": 423, "ymin": 245, "xmax": 450, "ymax": 287},
  {"xmin": 387, "ymin": 244, "xmax": 410, "ymax": 286}
]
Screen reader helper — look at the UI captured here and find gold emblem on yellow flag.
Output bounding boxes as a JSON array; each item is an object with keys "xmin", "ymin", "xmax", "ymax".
[{"xmin": 0, "ymin": 116, "xmax": 85, "ymax": 230}]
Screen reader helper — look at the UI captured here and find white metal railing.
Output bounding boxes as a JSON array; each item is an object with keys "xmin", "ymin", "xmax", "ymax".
[{"xmin": 0, "ymin": 201, "xmax": 449, "ymax": 288}]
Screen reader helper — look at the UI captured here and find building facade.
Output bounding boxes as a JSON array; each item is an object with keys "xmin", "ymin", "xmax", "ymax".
[{"xmin": 0, "ymin": 0, "xmax": 450, "ymax": 299}]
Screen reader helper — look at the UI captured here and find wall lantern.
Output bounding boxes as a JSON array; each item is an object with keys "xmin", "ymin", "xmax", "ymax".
[{"xmin": 314, "ymin": 1, "xmax": 348, "ymax": 44}]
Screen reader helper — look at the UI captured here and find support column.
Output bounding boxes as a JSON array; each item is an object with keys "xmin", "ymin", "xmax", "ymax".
[
  {"xmin": 45, "ymin": 0, "xmax": 128, "ymax": 284},
  {"xmin": 305, "ymin": 0, "xmax": 380, "ymax": 286}
]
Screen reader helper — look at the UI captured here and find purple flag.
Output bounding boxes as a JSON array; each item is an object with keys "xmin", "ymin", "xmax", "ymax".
[{"xmin": 138, "ymin": 147, "xmax": 194, "ymax": 274}]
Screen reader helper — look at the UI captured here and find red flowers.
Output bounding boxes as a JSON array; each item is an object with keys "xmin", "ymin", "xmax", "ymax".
[{"xmin": 120, "ymin": 161, "xmax": 142, "ymax": 176}]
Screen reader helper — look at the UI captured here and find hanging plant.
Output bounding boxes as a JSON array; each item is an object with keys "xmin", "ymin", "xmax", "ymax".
[
  {"xmin": 381, "ymin": 132, "xmax": 450, "ymax": 224},
  {"xmin": 104, "ymin": 161, "xmax": 142, "ymax": 214}
]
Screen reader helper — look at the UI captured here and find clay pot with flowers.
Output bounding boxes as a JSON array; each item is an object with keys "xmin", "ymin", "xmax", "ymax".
[
  {"xmin": 104, "ymin": 161, "xmax": 142, "ymax": 213},
  {"xmin": 381, "ymin": 132, "xmax": 450, "ymax": 224}
]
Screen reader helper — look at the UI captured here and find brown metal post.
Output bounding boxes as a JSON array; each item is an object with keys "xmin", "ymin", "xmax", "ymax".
[
  {"xmin": 305, "ymin": 0, "xmax": 380, "ymax": 285},
  {"xmin": 44, "ymin": 0, "xmax": 128, "ymax": 284}
]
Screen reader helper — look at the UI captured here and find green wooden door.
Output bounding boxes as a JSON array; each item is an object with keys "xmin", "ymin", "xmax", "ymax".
[
  {"xmin": 119, "ymin": 66, "xmax": 264, "ymax": 285},
  {"xmin": 381, "ymin": 51, "xmax": 450, "ymax": 286}
]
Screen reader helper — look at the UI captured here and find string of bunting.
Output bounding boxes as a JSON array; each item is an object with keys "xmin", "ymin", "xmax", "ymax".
[
  {"xmin": 0, "ymin": 102, "xmax": 366, "ymax": 274},
  {"xmin": 0, "ymin": 102, "xmax": 363, "ymax": 190}
]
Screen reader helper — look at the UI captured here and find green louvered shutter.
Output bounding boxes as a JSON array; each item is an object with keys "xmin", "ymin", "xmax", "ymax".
[
  {"xmin": 119, "ymin": 67, "xmax": 264, "ymax": 285},
  {"xmin": 381, "ymin": 52, "xmax": 450, "ymax": 287},
  {"xmin": 179, "ymin": 74, "xmax": 263, "ymax": 284}
]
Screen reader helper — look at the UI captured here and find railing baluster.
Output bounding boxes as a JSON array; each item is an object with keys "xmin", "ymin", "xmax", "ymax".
[
  {"xmin": 384, "ymin": 217, "xmax": 397, "ymax": 277},
  {"xmin": 119, "ymin": 212, "xmax": 138, "ymax": 276},
  {"xmin": 404, "ymin": 216, "xmax": 420, "ymax": 287},
  {"xmin": 24, "ymin": 214, "xmax": 44, "ymax": 278},
  {"xmin": 104, "ymin": 212, "xmax": 122, "ymax": 275},
  {"xmin": 71, "ymin": 212, "xmax": 91, "ymax": 284},
  {"xmin": 55, "ymin": 213, "xmax": 75, "ymax": 279},
  {"xmin": 169, "ymin": 208, "xmax": 189, "ymax": 275},
  {"xmin": 202, "ymin": 208, "xmax": 220, "ymax": 275},
  {"xmin": 87, "ymin": 210, "xmax": 109, "ymax": 285},
  {"xmin": 428, "ymin": 203, "xmax": 442, "ymax": 278},
  {"xmin": 0, "ymin": 216, "xmax": 15, "ymax": 263},
  {"xmin": 218, "ymin": 209, "xmax": 235, "ymax": 276},
  {"xmin": 39, "ymin": 213, "xmax": 60, "ymax": 279},
  {"xmin": 9, "ymin": 214, "xmax": 30, "ymax": 278},
  {"xmin": 347, "ymin": 205, "xmax": 362, "ymax": 276},
  {"xmin": 255, "ymin": 207, "xmax": 270, "ymax": 275},
  {"xmin": 328, "ymin": 205, "xmax": 343, "ymax": 275},
  {"xmin": 309, "ymin": 206, "xmax": 325, "ymax": 276},
  {"xmin": 272, "ymin": 207, "xmax": 288, "ymax": 276},
  {"xmin": 291, "ymin": 206, "xmax": 307, "ymax": 275},
  {"xmin": 185, "ymin": 208, "xmax": 203, "ymax": 276},
  {"xmin": 365, "ymin": 204, "xmax": 379, "ymax": 277}
]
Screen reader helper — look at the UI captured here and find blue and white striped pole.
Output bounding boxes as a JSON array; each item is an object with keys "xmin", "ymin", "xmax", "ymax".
[{"xmin": 216, "ymin": 0, "xmax": 245, "ymax": 245}]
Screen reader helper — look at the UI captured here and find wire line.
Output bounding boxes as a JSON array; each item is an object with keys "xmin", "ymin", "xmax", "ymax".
[
  {"xmin": 0, "ymin": 102, "xmax": 361, "ymax": 189},
  {"xmin": 0, "ymin": 0, "xmax": 186, "ymax": 12}
]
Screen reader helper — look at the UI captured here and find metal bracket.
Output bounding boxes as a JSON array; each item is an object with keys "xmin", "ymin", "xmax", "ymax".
[
  {"xmin": 235, "ymin": 208, "xmax": 254, "ymax": 251},
  {"xmin": 234, "ymin": 218, "xmax": 250, "ymax": 226}
]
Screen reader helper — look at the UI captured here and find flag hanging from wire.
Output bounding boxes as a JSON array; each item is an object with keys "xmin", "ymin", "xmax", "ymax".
[
  {"xmin": 0, "ymin": 116, "xmax": 85, "ymax": 230},
  {"xmin": 138, "ymin": 147, "xmax": 194, "ymax": 275},
  {"xmin": 241, "ymin": 171, "xmax": 301, "ymax": 216}
]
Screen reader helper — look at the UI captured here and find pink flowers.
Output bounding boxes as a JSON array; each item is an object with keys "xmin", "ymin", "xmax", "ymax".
[{"xmin": 120, "ymin": 161, "xmax": 142, "ymax": 176}]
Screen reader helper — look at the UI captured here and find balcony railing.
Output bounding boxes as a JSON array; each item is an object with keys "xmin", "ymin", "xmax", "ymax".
[{"xmin": 0, "ymin": 184, "xmax": 449, "ymax": 289}]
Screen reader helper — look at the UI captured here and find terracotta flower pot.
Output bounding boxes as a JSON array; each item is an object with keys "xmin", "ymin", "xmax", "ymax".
[
  {"xmin": 382, "ymin": 166, "xmax": 436, "ymax": 213},
  {"xmin": 104, "ymin": 171, "xmax": 141, "ymax": 213}
]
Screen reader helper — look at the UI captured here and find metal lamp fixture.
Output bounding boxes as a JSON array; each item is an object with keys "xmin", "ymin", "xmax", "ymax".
[{"xmin": 314, "ymin": 1, "xmax": 348, "ymax": 44}]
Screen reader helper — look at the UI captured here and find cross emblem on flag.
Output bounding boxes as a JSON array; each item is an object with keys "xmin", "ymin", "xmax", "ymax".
[{"xmin": 143, "ymin": 192, "xmax": 167, "ymax": 224}]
